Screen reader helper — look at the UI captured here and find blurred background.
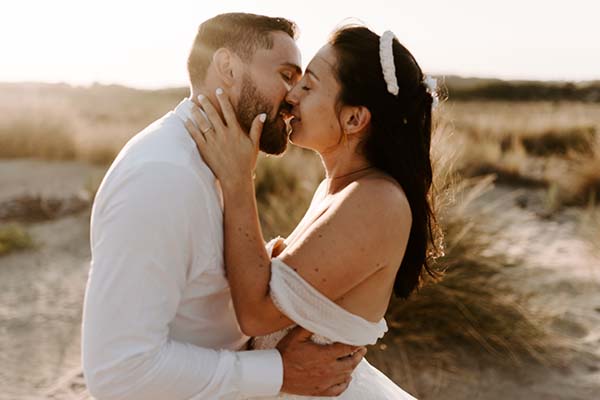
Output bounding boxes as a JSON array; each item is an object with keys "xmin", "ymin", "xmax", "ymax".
[{"xmin": 0, "ymin": 1, "xmax": 599, "ymax": 399}]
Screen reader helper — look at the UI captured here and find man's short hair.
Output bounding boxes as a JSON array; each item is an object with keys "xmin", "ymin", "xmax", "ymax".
[{"xmin": 187, "ymin": 13, "xmax": 298, "ymax": 86}]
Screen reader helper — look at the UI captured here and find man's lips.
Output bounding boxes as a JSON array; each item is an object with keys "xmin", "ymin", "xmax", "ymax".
[{"xmin": 278, "ymin": 110, "xmax": 298, "ymax": 135}]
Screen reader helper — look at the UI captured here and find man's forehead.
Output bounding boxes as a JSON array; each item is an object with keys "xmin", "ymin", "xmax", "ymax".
[{"xmin": 253, "ymin": 32, "xmax": 301, "ymax": 71}]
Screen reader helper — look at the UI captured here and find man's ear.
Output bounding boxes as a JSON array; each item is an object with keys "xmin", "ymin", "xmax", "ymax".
[
  {"xmin": 340, "ymin": 105, "xmax": 371, "ymax": 136},
  {"xmin": 211, "ymin": 48, "xmax": 240, "ymax": 88}
]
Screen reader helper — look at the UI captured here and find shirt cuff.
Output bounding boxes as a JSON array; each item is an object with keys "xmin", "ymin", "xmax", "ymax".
[{"xmin": 236, "ymin": 349, "xmax": 283, "ymax": 398}]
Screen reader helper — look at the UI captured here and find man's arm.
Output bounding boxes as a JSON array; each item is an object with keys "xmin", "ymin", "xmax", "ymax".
[{"xmin": 82, "ymin": 162, "xmax": 282, "ymax": 400}]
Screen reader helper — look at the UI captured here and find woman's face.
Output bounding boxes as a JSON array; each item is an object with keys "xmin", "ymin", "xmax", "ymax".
[{"xmin": 285, "ymin": 45, "xmax": 344, "ymax": 153}]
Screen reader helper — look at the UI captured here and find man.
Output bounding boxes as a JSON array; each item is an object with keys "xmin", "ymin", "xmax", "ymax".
[{"xmin": 82, "ymin": 13, "xmax": 363, "ymax": 400}]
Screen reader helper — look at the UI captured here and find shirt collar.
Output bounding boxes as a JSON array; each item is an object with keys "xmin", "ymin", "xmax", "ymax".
[
  {"xmin": 173, "ymin": 97, "xmax": 196, "ymax": 124},
  {"xmin": 172, "ymin": 98, "xmax": 224, "ymax": 211},
  {"xmin": 173, "ymin": 97, "xmax": 210, "ymax": 132}
]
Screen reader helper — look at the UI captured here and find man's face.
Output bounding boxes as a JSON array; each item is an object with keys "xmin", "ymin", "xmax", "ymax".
[{"xmin": 236, "ymin": 31, "xmax": 301, "ymax": 155}]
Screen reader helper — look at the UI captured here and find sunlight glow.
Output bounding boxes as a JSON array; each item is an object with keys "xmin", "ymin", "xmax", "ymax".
[{"xmin": 1, "ymin": 0, "xmax": 598, "ymax": 88}]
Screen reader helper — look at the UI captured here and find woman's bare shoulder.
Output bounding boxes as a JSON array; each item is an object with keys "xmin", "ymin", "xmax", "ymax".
[
  {"xmin": 340, "ymin": 174, "xmax": 412, "ymax": 226},
  {"xmin": 276, "ymin": 173, "xmax": 412, "ymax": 302}
]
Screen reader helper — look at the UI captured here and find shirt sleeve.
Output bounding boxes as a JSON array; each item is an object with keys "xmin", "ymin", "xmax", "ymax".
[{"xmin": 82, "ymin": 161, "xmax": 283, "ymax": 400}]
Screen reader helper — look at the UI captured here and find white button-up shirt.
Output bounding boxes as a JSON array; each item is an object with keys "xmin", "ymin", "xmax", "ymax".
[{"xmin": 82, "ymin": 99, "xmax": 283, "ymax": 400}]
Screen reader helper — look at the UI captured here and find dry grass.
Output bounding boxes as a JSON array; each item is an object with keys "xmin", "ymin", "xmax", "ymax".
[
  {"xmin": 0, "ymin": 83, "xmax": 185, "ymax": 165},
  {"xmin": 0, "ymin": 224, "xmax": 33, "ymax": 256},
  {"xmin": 254, "ymin": 147, "xmax": 324, "ymax": 239},
  {"xmin": 519, "ymin": 127, "xmax": 596, "ymax": 157},
  {"xmin": 560, "ymin": 141, "xmax": 600, "ymax": 206},
  {"xmin": 0, "ymin": 116, "xmax": 78, "ymax": 160},
  {"xmin": 0, "ymin": 194, "xmax": 91, "ymax": 223},
  {"xmin": 373, "ymin": 117, "xmax": 555, "ymax": 369},
  {"xmin": 447, "ymin": 101, "xmax": 600, "ymax": 139},
  {"xmin": 438, "ymin": 101, "xmax": 600, "ymax": 210},
  {"xmin": 382, "ymin": 178, "xmax": 552, "ymax": 366},
  {"xmin": 2, "ymin": 84, "xmax": 598, "ymax": 211}
]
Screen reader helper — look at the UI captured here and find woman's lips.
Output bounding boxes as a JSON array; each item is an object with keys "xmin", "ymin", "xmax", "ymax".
[{"xmin": 279, "ymin": 110, "xmax": 293, "ymax": 121}]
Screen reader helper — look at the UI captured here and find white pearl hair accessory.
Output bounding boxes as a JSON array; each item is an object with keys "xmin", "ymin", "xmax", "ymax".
[
  {"xmin": 423, "ymin": 75, "xmax": 439, "ymax": 109},
  {"xmin": 379, "ymin": 30, "xmax": 399, "ymax": 96}
]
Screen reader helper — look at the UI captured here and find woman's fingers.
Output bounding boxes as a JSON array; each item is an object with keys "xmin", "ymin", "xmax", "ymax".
[
  {"xmin": 249, "ymin": 113, "xmax": 266, "ymax": 149},
  {"xmin": 185, "ymin": 119, "xmax": 206, "ymax": 150},
  {"xmin": 197, "ymin": 94, "xmax": 225, "ymax": 132},
  {"xmin": 215, "ymin": 88, "xmax": 240, "ymax": 130},
  {"xmin": 190, "ymin": 107, "xmax": 214, "ymax": 140},
  {"xmin": 185, "ymin": 118, "xmax": 219, "ymax": 176}
]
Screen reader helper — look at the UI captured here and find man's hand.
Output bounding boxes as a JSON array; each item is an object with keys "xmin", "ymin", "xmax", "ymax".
[{"xmin": 277, "ymin": 327, "xmax": 366, "ymax": 397}]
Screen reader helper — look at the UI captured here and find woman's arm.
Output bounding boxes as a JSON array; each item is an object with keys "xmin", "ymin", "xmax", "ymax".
[
  {"xmin": 220, "ymin": 178, "xmax": 295, "ymax": 336},
  {"xmin": 220, "ymin": 177, "xmax": 411, "ymax": 337}
]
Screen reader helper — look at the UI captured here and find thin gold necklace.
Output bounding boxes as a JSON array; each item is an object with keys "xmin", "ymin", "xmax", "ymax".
[{"xmin": 330, "ymin": 166, "xmax": 374, "ymax": 180}]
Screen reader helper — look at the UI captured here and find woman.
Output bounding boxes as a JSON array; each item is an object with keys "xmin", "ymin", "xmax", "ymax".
[{"xmin": 186, "ymin": 25, "xmax": 439, "ymax": 399}]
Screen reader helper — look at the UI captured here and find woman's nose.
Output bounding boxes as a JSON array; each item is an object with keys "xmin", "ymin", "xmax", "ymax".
[{"xmin": 285, "ymin": 86, "xmax": 299, "ymax": 105}]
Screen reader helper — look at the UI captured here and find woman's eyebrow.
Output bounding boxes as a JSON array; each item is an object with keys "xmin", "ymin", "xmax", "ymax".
[{"xmin": 306, "ymin": 68, "xmax": 320, "ymax": 81}]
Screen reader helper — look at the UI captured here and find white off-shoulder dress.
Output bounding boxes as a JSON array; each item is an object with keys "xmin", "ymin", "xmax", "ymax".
[{"xmin": 250, "ymin": 239, "xmax": 417, "ymax": 399}]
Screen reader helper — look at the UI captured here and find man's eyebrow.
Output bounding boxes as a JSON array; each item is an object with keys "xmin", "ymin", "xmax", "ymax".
[
  {"xmin": 281, "ymin": 62, "xmax": 302, "ymax": 75},
  {"xmin": 306, "ymin": 68, "xmax": 320, "ymax": 81}
]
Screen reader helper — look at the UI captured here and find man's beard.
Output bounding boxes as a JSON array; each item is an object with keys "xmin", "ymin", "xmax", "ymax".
[{"xmin": 237, "ymin": 74, "xmax": 290, "ymax": 155}]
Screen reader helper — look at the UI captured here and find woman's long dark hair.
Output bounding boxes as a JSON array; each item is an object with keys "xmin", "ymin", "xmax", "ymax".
[{"xmin": 329, "ymin": 26, "xmax": 441, "ymax": 299}]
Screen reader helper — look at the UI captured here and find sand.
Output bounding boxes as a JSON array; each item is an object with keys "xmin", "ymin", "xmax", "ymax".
[{"xmin": 0, "ymin": 160, "xmax": 104, "ymax": 400}]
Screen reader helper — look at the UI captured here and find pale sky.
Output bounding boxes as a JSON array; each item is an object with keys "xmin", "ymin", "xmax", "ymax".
[{"xmin": 1, "ymin": 0, "xmax": 599, "ymax": 88}]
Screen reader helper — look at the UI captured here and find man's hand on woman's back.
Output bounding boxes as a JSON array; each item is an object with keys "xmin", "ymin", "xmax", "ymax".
[{"xmin": 277, "ymin": 326, "xmax": 366, "ymax": 397}]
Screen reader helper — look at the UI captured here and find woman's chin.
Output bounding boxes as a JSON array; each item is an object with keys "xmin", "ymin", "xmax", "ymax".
[
  {"xmin": 288, "ymin": 121, "xmax": 300, "ymax": 140},
  {"xmin": 289, "ymin": 121, "xmax": 318, "ymax": 150},
  {"xmin": 288, "ymin": 129, "xmax": 307, "ymax": 148}
]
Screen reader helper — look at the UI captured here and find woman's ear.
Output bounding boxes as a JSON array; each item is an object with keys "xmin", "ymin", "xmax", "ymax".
[
  {"xmin": 211, "ymin": 48, "xmax": 239, "ymax": 88},
  {"xmin": 341, "ymin": 105, "xmax": 371, "ymax": 136}
]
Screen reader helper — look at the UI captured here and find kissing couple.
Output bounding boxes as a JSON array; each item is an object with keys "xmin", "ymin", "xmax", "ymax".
[{"xmin": 82, "ymin": 12, "xmax": 439, "ymax": 399}]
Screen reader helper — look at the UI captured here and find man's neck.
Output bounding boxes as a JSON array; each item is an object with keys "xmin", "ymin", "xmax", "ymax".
[{"xmin": 189, "ymin": 85, "xmax": 223, "ymax": 117}]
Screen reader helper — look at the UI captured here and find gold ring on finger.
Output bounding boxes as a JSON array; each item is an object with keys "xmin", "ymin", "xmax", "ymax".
[{"xmin": 201, "ymin": 126, "xmax": 214, "ymax": 134}]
